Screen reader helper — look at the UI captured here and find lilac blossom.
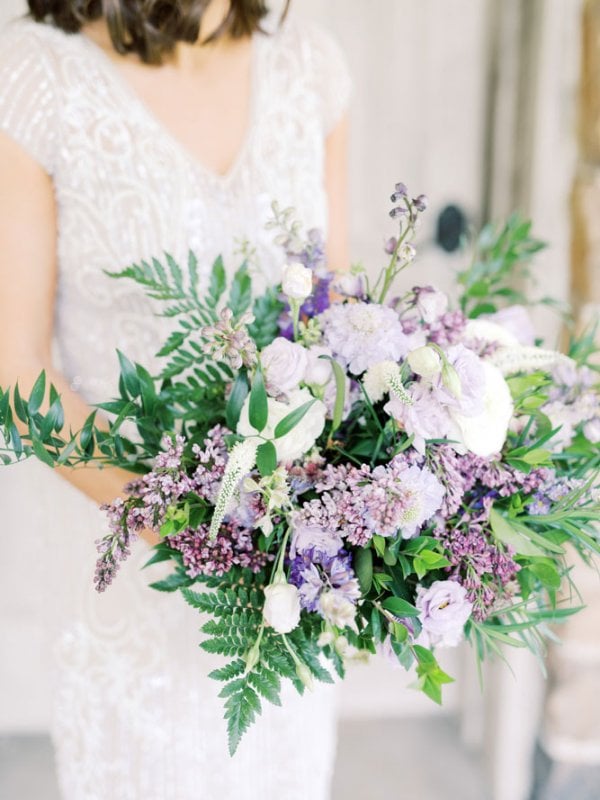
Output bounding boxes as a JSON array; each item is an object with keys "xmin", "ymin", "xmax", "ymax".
[{"xmin": 168, "ymin": 522, "xmax": 270, "ymax": 578}]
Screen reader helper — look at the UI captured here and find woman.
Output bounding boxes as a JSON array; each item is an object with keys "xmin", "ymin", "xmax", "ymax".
[{"xmin": 0, "ymin": 1, "xmax": 351, "ymax": 797}]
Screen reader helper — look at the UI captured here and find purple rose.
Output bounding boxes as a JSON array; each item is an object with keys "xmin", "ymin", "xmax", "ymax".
[{"xmin": 416, "ymin": 580, "xmax": 473, "ymax": 648}]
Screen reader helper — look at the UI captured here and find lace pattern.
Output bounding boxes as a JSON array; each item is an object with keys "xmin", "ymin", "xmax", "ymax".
[{"xmin": 0, "ymin": 14, "xmax": 350, "ymax": 799}]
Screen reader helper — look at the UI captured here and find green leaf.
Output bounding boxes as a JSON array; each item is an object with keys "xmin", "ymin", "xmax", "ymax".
[
  {"xmin": 229, "ymin": 263, "xmax": 252, "ymax": 322},
  {"xmin": 207, "ymin": 255, "xmax": 227, "ymax": 308},
  {"xmin": 354, "ymin": 547, "xmax": 373, "ymax": 594},
  {"xmin": 413, "ymin": 550, "xmax": 452, "ymax": 580},
  {"xmin": 27, "ymin": 371, "xmax": 46, "ymax": 415},
  {"xmin": 325, "ymin": 357, "xmax": 346, "ymax": 435},
  {"xmin": 13, "ymin": 385, "xmax": 29, "ymax": 424},
  {"xmin": 31, "ymin": 437, "xmax": 55, "ymax": 467},
  {"xmin": 249, "ymin": 668, "xmax": 282, "ymax": 706},
  {"xmin": 382, "ymin": 597, "xmax": 420, "ymax": 618},
  {"xmin": 529, "ymin": 560, "xmax": 561, "ymax": 589},
  {"xmin": 225, "ymin": 682, "xmax": 261, "ymax": 756},
  {"xmin": 226, "ymin": 371, "xmax": 249, "ymax": 431},
  {"xmin": 248, "ymin": 367, "xmax": 268, "ymax": 432},
  {"xmin": 273, "ymin": 400, "xmax": 315, "ymax": 439},
  {"xmin": 489, "ymin": 507, "xmax": 546, "ymax": 557},
  {"xmin": 256, "ymin": 440, "xmax": 277, "ymax": 477},
  {"xmin": 117, "ymin": 350, "xmax": 140, "ymax": 398},
  {"xmin": 149, "ymin": 571, "xmax": 192, "ymax": 592}
]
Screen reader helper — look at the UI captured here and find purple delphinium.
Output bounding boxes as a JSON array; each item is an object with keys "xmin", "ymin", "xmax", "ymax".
[{"xmin": 289, "ymin": 548, "xmax": 360, "ymax": 614}]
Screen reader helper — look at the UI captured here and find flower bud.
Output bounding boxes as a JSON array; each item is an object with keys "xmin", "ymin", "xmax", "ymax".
[
  {"xmin": 296, "ymin": 661, "xmax": 314, "ymax": 690},
  {"xmin": 413, "ymin": 194, "xmax": 428, "ymax": 212},
  {"xmin": 407, "ymin": 347, "xmax": 442, "ymax": 380},
  {"xmin": 263, "ymin": 578, "xmax": 301, "ymax": 634},
  {"xmin": 244, "ymin": 639, "xmax": 262, "ymax": 673},
  {"xmin": 282, "ymin": 262, "xmax": 313, "ymax": 301},
  {"xmin": 441, "ymin": 362, "xmax": 463, "ymax": 399}
]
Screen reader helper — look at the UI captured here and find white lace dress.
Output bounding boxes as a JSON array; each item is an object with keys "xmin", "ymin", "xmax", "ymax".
[{"xmin": 0, "ymin": 15, "xmax": 351, "ymax": 800}]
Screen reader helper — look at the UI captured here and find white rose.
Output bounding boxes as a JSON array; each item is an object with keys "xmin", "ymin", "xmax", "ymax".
[
  {"xmin": 281, "ymin": 262, "xmax": 313, "ymax": 301},
  {"xmin": 263, "ymin": 578, "xmax": 301, "ymax": 634},
  {"xmin": 261, "ymin": 337, "xmax": 308, "ymax": 397},
  {"xmin": 304, "ymin": 345, "xmax": 333, "ymax": 387},
  {"xmin": 237, "ymin": 388, "xmax": 327, "ymax": 463},
  {"xmin": 407, "ymin": 346, "xmax": 442, "ymax": 380},
  {"xmin": 450, "ymin": 361, "xmax": 514, "ymax": 457},
  {"xmin": 319, "ymin": 590, "xmax": 357, "ymax": 630}
]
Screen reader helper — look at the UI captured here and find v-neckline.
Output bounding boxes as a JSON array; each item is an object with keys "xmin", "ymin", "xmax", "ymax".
[{"xmin": 78, "ymin": 29, "xmax": 263, "ymax": 186}]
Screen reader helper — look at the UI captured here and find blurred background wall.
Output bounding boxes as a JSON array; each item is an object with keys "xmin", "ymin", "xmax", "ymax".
[{"xmin": 0, "ymin": 1, "xmax": 597, "ymax": 799}]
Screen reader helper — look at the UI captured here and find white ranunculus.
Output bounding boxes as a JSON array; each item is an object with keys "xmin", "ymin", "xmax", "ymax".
[
  {"xmin": 304, "ymin": 345, "xmax": 333, "ymax": 387},
  {"xmin": 407, "ymin": 346, "xmax": 442, "ymax": 380},
  {"xmin": 237, "ymin": 388, "xmax": 327, "ymax": 463},
  {"xmin": 319, "ymin": 590, "xmax": 357, "ymax": 631},
  {"xmin": 261, "ymin": 337, "xmax": 308, "ymax": 396},
  {"xmin": 464, "ymin": 318, "xmax": 519, "ymax": 347},
  {"xmin": 263, "ymin": 578, "xmax": 301, "ymax": 634},
  {"xmin": 281, "ymin": 262, "xmax": 313, "ymax": 300},
  {"xmin": 450, "ymin": 361, "xmax": 514, "ymax": 457}
]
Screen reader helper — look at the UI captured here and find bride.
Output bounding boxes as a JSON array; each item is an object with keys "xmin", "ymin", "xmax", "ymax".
[{"xmin": 0, "ymin": 0, "xmax": 351, "ymax": 797}]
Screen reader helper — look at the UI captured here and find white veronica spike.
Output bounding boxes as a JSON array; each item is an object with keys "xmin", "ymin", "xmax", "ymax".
[
  {"xmin": 209, "ymin": 439, "xmax": 258, "ymax": 540},
  {"xmin": 488, "ymin": 346, "xmax": 575, "ymax": 376}
]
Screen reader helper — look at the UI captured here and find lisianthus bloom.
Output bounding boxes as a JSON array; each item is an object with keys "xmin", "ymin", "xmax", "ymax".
[
  {"xmin": 416, "ymin": 579, "xmax": 473, "ymax": 648},
  {"xmin": 304, "ymin": 345, "xmax": 333, "ymax": 387},
  {"xmin": 290, "ymin": 519, "xmax": 344, "ymax": 559},
  {"xmin": 414, "ymin": 286, "xmax": 448, "ymax": 324}
]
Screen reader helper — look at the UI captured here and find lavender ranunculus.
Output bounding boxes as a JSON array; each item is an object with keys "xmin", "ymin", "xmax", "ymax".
[
  {"xmin": 416, "ymin": 580, "xmax": 473, "ymax": 647},
  {"xmin": 261, "ymin": 337, "xmax": 308, "ymax": 397},
  {"xmin": 320, "ymin": 302, "xmax": 409, "ymax": 375}
]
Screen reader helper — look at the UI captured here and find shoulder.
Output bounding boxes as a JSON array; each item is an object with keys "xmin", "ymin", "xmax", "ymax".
[
  {"xmin": 265, "ymin": 14, "xmax": 352, "ymax": 133},
  {"xmin": 268, "ymin": 14, "xmax": 348, "ymax": 72},
  {"xmin": 0, "ymin": 19, "xmax": 72, "ymax": 175}
]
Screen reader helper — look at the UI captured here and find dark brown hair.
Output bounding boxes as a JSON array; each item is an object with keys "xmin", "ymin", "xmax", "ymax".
[{"xmin": 27, "ymin": 1, "xmax": 290, "ymax": 64}]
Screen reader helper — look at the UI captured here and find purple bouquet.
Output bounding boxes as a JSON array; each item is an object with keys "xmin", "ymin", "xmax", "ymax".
[{"xmin": 1, "ymin": 184, "xmax": 598, "ymax": 754}]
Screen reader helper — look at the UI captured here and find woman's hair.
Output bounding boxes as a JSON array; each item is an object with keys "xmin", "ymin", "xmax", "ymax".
[{"xmin": 27, "ymin": 1, "xmax": 290, "ymax": 64}]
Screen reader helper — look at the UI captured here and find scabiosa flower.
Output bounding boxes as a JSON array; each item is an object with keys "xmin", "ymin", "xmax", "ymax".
[
  {"xmin": 201, "ymin": 308, "xmax": 257, "ymax": 370},
  {"xmin": 321, "ymin": 302, "xmax": 410, "ymax": 375}
]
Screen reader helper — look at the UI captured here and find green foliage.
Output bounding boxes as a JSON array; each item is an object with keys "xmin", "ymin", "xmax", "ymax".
[
  {"xmin": 180, "ymin": 568, "xmax": 336, "ymax": 754},
  {"xmin": 457, "ymin": 213, "xmax": 545, "ymax": 317},
  {"xmin": 248, "ymin": 289, "xmax": 285, "ymax": 349}
]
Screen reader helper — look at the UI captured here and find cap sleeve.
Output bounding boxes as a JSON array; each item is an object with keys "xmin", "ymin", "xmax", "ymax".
[
  {"xmin": 0, "ymin": 21, "xmax": 59, "ymax": 175},
  {"xmin": 304, "ymin": 22, "xmax": 353, "ymax": 135}
]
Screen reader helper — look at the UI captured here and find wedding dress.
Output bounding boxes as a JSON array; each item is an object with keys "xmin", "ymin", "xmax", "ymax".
[{"xmin": 0, "ymin": 14, "xmax": 351, "ymax": 799}]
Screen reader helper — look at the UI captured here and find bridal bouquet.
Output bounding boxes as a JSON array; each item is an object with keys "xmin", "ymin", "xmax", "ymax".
[{"xmin": 1, "ymin": 185, "xmax": 599, "ymax": 754}]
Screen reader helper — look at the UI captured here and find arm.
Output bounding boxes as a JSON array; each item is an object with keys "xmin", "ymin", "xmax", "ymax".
[
  {"xmin": 324, "ymin": 112, "xmax": 350, "ymax": 271},
  {"xmin": 0, "ymin": 132, "xmax": 159, "ymax": 545}
]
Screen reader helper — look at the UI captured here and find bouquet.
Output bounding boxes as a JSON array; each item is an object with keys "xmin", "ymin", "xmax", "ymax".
[{"xmin": 1, "ymin": 184, "xmax": 599, "ymax": 755}]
